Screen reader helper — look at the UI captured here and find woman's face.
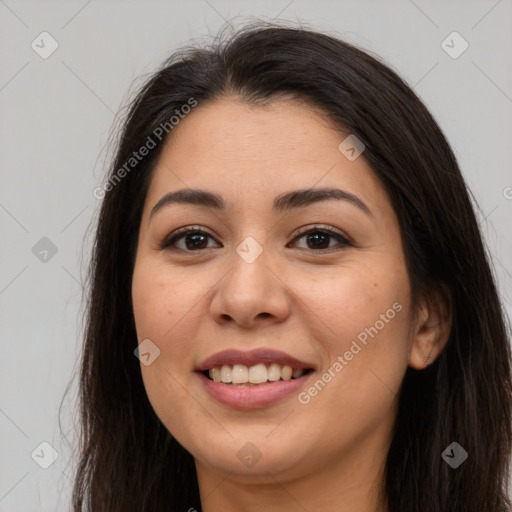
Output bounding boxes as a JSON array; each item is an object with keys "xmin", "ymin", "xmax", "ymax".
[{"xmin": 131, "ymin": 97, "xmax": 418, "ymax": 487}]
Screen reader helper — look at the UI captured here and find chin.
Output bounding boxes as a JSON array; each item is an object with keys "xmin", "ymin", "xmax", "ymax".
[{"xmin": 191, "ymin": 433, "xmax": 309, "ymax": 479}]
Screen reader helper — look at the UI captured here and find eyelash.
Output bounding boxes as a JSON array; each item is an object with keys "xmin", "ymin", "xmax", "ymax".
[{"xmin": 160, "ymin": 224, "xmax": 353, "ymax": 253}]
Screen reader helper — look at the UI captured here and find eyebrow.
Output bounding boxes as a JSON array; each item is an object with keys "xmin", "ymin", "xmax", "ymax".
[{"xmin": 149, "ymin": 187, "xmax": 372, "ymax": 219}]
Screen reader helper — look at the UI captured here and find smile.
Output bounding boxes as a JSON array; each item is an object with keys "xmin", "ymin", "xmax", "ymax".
[
  {"xmin": 204, "ymin": 363, "xmax": 311, "ymax": 385},
  {"xmin": 195, "ymin": 348, "xmax": 316, "ymax": 408}
]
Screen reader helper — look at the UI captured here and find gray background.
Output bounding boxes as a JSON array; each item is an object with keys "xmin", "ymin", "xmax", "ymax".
[{"xmin": 1, "ymin": 0, "xmax": 511, "ymax": 509}]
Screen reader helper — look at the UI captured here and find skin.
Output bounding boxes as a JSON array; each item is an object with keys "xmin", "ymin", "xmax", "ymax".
[{"xmin": 131, "ymin": 96, "xmax": 451, "ymax": 512}]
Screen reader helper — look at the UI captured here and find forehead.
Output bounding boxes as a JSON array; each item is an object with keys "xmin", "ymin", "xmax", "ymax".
[
  {"xmin": 143, "ymin": 97, "xmax": 390, "ymax": 218},
  {"xmin": 162, "ymin": 96, "xmax": 345, "ymax": 166}
]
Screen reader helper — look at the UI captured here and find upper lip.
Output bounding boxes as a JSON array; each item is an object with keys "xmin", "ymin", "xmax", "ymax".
[{"xmin": 196, "ymin": 348, "xmax": 315, "ymax": 372}]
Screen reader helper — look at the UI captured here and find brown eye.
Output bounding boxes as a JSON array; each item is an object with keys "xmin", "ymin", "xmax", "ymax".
[
  {"xmin": 289, "ymin": 226, "xmax": 352, "ymax": 252},
  {"xmin": 161, "ymin": 225, "xmax": 352, "ymax": 253},
  {"xmin": 161, "ymin": 228, "xmax": 221, "ymax": 252}
]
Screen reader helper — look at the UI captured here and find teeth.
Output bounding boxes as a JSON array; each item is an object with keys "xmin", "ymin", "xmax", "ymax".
[
  {"xmin": 292, "ymin": 368, "xmax": 304, "ymax": 378},
  {"xmin": 281, "ymin": 365, "xmax": 293, "ymax": 381},
  {"xmin": 220, "ymin": 365, "xmax": 232, "ymax": 383},
  {"xmin": 268, "ymin": 363, "xmax": 281, "ymax": 381},
  {"xmin": 232, "ymin": 364, "xmax": 249, "ymax": 384},
  {"xmin": 207, "ymin": 364, "xmax": 307, "ymax": 385},
  {"xmin": 249, "ymin": 363, "xmax": 268, "ymax": 383},
  {"xmin": 210, "ymin": 367, "xmax": 222, "ymax": 383}
]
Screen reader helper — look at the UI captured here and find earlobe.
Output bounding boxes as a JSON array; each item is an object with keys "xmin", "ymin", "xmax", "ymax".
[{"xmin": 408, "ymin": 284, "xmax": 452, "ymax": 370}]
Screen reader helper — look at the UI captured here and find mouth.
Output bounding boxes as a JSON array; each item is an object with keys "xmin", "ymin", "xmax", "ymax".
[
  {"xmin": 195, "ymin": 348, "xmax": 316, "ymax": 408},
  {"xmin": 201, "ymin": 363, "xmax": 314, "ymax": 386}
]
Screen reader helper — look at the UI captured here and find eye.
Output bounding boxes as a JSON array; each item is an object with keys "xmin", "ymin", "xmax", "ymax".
[
  {"xmin": 160, "ymin": 226, "xmax": 220, "ymax": 252},
  {"xmin": 289, "ymin": 225, "xmax": 352, "ymax": 252},
  {"xmin": 160, "ymin": 224, "xmax": 352, "ymax": 253}
]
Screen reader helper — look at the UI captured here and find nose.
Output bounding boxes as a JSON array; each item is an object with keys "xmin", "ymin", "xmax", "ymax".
[{"xmin": 209, "ymin": 243, "xmax": 291, "ymax": 329}]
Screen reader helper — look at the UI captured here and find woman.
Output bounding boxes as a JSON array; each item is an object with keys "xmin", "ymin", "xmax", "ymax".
[{"xmin": 71, "ymin": 22, "xmax": 512, "ymax": 511}]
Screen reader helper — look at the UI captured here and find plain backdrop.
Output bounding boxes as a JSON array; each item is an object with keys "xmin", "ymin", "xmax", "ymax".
[{"xmin": 1, "ymin": 1, "xmax": 511, "ymax": 509}]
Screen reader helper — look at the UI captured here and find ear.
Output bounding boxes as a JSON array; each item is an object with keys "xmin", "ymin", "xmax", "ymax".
[{"xmin": 408, "ymin": 283, "xmax": 452, "ymax": 370}]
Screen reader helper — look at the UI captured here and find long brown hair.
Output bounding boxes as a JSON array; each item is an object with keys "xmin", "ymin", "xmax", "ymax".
[{"xmin": 68, "ymin": 22, "xmax": 512, "ymax": 511}]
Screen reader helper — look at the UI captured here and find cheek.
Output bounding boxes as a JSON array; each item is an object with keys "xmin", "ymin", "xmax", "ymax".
[
  {"xmin": 302, "ymin": 261, "xmax": 409, "ymax": 350},
  {"xmin": 294, "ymin": 262, "xmax": 411, "ymax": 432},
  {"xmin": 132, "ymin": 259, "xmax": 208, "ymax": 446},
  {"xmin": 131, "ymin": 257, "xmax": 201, "ymax": 347},
  {"xmin": 296, "ymin": 260, "xmax": 411, "ymax": 406}
]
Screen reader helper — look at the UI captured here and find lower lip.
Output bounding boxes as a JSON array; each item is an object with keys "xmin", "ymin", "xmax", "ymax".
[{"xmin": 196, "ymin": 371, "xmax": 314, "ymax": 409}]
